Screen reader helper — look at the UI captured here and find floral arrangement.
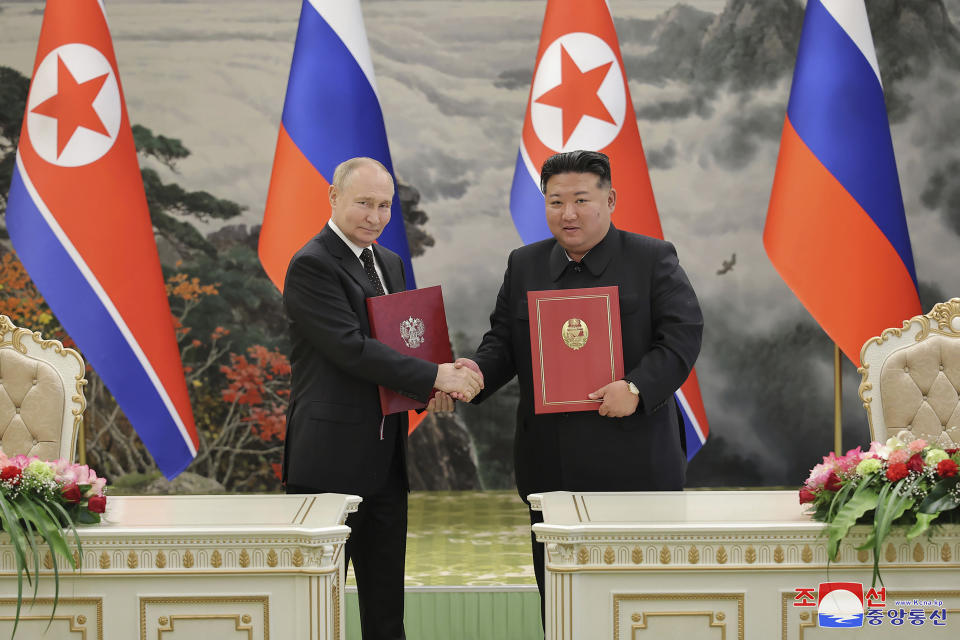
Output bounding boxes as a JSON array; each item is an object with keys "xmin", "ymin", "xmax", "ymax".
[
  {"xmin": 800, "ymin": 433, "xmax": 960, "ymax": 585},
  {"xmin": 0, "ymin": 449, "xmax": 107, "ymax": 636}
]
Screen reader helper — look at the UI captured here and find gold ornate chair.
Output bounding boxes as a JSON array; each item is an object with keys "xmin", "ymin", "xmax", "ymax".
[
  {"xmin": 0, "ymin": 315, "xmax": 86, "ymax": 461},
  {"xmin": 859, "ymin": 299, "xmax": 960, "ymax": 447}
]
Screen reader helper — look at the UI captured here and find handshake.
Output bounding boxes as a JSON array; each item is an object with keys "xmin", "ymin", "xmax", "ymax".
[{"xmin": 429, "ymin": 358, "xmax": 483, "ymax": 414}]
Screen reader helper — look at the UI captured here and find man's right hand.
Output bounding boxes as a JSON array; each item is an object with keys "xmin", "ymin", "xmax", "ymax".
[{"xmin": 435, "ymin": 362, "xmax": 483, "ymax": 401}]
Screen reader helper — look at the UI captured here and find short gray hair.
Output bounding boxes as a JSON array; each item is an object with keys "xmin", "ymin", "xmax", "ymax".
[{"xmin": 331, "ymin": 157, "xmax": 392, "ymax": 191}]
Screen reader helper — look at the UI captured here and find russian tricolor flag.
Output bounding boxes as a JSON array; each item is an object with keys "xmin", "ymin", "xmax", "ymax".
[
  {"xmin": 511, "ymin": 0, "xmax": 710, "ymax": 459},
  {"xmin": 5, "ymin": 0, "xmax": 198, "ymax": 477},
  {"xmin": 765, "ymin": 0, "xmax": 922, "ymax": 366},
  {"xmin": 258, "ymin": 0, "xmax": 416, "ymax": 291}
]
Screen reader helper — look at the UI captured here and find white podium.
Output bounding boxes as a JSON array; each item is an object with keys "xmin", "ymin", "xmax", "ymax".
[
  {"xmin": 532, "ymin": 490, "xmax": 960, "ymax": 639},
  {"xmin": 0, "ymin": 493, "xmax": 360, "ymax": 640}
]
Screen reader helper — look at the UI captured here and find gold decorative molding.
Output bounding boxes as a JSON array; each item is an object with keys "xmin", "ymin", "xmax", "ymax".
[
  {"xmin": 717, "ymin": 546, "xmax": 727, "ymax": 565},
  {"xmin": 857, "ymin": 549, "xmax": 869, "ymax": 563},
  {"xmin": 688, "ymin": 546, "xmax": 699, "ymax": 565},
  {"xmin": 773, "ymin": 546, "xmax": 784, "ymax": 564},
  {"xmin": 886, "ymin": 543, "xmax": 897, "ymax": 563},
  {"xmin": 801, "ymin": 545, "xmax": 812, "ymax": 563},
  {"xmin": 631, "ymin": 547, "xmax": 642, "ymax": 564},
  {"xmin": 211, "ymin": 550, "xmax": 223, "ymax": 568},
  {"xmin": 332, "ymin": 574, "xmax": 341, "ymax": 640},
  {"xmin": 0, "ymin": 597, "xmax": 103, "ymax": 640},
  {"xmin": 603, "ymin": 547, "xmax": 615, "ymax": 564},
  {"xmin": 267, "ymin": 550, "xmax": 278, "ymax": 568},
  {"xmin": 139, "ymin": 595, "xmax": 269, "ymax": 640},
  {"xmin": 292, "ymin": 549, "xmax": 304, "ymax": 568},
  {"xmin": 745, "ymin": 546, "xmax": 756, "ymax": 564},
  {"xmin": 155, "ymin": 551, "xmax": 166, "ymax": 569},
  {"xmin": 183, "ymin": 550, "xmax": 194, "ymax": 569},
  {"xmin": 99, "ymin": 552, "xmax": 110, "ymax": 569},
  {"xmin": 943, "ymin": 543, "xmax": 952, "ymax": 562},
  {"xmin": 614, "ymin": 592, "xmax": 744, "ymax": 640},
  {"xmin": 43, "ymin": 551, "xmax": 53, "ymax": 570},
  {"xmin": 659, "ymin": 546, "xmax": 671, "ymax": 565},
  {"xmin": 239, "ymin": 549, "xmax": 250, "ymax": 568},
  {"xmin": 913, "ymin": 543, "xmax": 925, "ymax": 563},
  {"xmin": 127, "ymin": 551, "xmax": 138, "ymax": 569},
  {"xmin": 576, "ymin": 547, "xmax": 588, "ymax": 565}
]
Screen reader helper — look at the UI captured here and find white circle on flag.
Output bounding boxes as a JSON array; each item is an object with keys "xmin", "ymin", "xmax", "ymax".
[
  {"xmin": 25, "ymin": 43, "xmax": 121, "ymax": 167},
  {"xmin": 530, "ymin": 32, "xmax": 626, "ymax": 152}
]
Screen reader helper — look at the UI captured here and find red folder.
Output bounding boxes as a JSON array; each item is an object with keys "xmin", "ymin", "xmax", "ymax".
[
  {"xmin": 527, "ymin": 286, "xmax": 624, "ymax": 414},
  {"xmin": 366, "ymin": 285, "xmax": 453, "ymax": 414}
]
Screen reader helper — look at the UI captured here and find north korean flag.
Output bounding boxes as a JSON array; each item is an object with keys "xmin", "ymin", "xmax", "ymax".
[
  {"xmin": 510, "ymin": 0, "xmax": 710, "ymax": 459},
  {"xmin": 5, "ymin": 0, "xmax": 198, "ymax": 477}
]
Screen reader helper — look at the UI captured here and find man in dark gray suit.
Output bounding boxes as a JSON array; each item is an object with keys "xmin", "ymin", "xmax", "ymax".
[
  {"xmin": 282, "ymin": 157, "xmax": 482, "ymax": 640},
  {"xmin": 458, "ymin": 150, "xmax": 703, "ymax": 619}
]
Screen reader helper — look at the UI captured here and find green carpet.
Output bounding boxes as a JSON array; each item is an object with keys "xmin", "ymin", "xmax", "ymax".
[{"xmin": 345, "ymin": 491, "xmax": 542, "ymax": 639}]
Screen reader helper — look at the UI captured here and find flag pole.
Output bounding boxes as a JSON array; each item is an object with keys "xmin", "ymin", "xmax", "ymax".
[{"xmin": 834, "ymin": 343, "xmax": 842, "ymax": 454}]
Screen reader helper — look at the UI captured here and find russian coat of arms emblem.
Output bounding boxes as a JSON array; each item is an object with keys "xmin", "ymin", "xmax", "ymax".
[{"xmin": 400, "ymin": 316, "xmax": 425, "ymax": 349}]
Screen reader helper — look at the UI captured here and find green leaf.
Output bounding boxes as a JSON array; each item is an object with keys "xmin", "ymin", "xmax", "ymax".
[
  {"xmin": 918, "ymin": 477, "xmax": 960, "ymax": 514},
  {"xmin": 0, "ymin": 492, "xmax": 28, "ymax": 639},
  {"xmin": 906, "ymin": 512, "xmax": 940, "ymax": 540},
  {"xmin": 827, "ymin": 487, "xmax": 880, "ymax": 560}
]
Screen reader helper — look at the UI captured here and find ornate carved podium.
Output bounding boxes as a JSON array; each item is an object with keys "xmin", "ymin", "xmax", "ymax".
[
  {"xmin": 0, "ymin": 494, "xmax": 359, "ymax": 640},
  {"xmin": 532, "ymin": 490, "xmax": 960, "ymax": 639}
]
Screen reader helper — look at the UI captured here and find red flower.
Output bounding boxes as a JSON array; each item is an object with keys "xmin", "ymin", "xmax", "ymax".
[
  {"xmin": 946, "ymin": 448, "xmax": 959, "ymax": 455},
  {"xmin": 937, "ymin": 459, "xmax": 959, "ymax": 478},
  {"xmin": 87, "ymin": 495, "xmax": 106, "ymax": 513},
  {"xmin": 907, "ymin": 453, "xmax": 925, "ymax": 473},
  {"xmin": 799, "ymin": 487, "xmax": 816, "ymax": 504},
  {"xmin": 886, "ymin": 463, "xmax": 909, "ymax": 482},
  {"xmin": 0, "ymin": 465, "xmax": 22, "ymax": 484},
  {"xmin": 61, "ymin": 483, "xmax": 82, "ymax": 503},
  {"xmin": 824, "ymin": 472, "xmax": 843, "ymax": 492}
]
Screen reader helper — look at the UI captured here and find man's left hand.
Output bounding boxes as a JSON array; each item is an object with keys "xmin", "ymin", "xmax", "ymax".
[{"xmin": 588, "ymin": 380, "xmax": 639, "ymax": 417}]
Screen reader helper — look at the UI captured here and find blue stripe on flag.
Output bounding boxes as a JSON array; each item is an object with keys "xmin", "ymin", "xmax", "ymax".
[
  {"xmin": 678, "ymin": 398, "xmax": 704, "ymax": 461},
  {"xmin": 6, "ymin": 166, "xmax": 195, "ymax": 478},
  {"xmin": 281, "ymin": 1, "xmax": 414, "ymax": 284},
  {"xmin": 786, "ymin": 0, "xmax": 916, "ymax": 284},
  {"xmin": 509, "ymin": 150, "xmax": 550, "ymax": 244}
]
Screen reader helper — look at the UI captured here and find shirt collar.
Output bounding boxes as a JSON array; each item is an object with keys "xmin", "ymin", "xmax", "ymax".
[
  {"xmin": 327, "ymin": 219, "xmax": 369, "ymax": 260},
  {"xmin": 550, "ymin": 224, "xmax": 617, "ymax": 281}
]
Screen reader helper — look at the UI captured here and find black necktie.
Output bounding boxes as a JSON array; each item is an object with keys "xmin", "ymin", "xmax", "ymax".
[{"xmin": 359, "ymin": 248, "xmax": 386, "ymax": 296}]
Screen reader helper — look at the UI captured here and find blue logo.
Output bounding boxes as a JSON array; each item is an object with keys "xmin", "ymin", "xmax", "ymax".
[{"xmin": 818, "ymin": 582, "xmax": 864, "ymax": 628}]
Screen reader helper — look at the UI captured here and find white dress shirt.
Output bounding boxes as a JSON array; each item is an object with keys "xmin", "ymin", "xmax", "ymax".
[{"xmin": 327, "ymin": 219, "xmax": 391, "ymax": 294}]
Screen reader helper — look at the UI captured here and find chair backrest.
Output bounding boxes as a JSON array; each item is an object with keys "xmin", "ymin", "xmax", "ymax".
[
  {"xmin": 0, "ymin": 315, "xmax": 86, "ymax": 461},
  {"xmin": 859, "ymin": 299, "xmax": 960, "ymax": 447}
]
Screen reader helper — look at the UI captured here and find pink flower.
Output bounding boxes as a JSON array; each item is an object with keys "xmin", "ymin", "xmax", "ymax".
[
  {"xmin": 908, "ymin": 439, "xmax": 928, "ymax": 453},
  {"xmin": 888, "ymin": 449, "xmax": 911, "ymax": 466}
]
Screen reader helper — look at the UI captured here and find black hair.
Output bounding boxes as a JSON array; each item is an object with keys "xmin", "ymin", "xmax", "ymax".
[{"xmin": 539, "ymin": 150, "xmax": 611, "ymax": 193}]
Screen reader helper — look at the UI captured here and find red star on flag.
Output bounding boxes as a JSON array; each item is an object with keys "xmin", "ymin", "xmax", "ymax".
[
  {"xmin": 535, "ymin": 44, "xmax": 616, "ymax": 147},
  {"xmin": 31, "ymin": 55, "xmax": 110, "ymax": 158}
]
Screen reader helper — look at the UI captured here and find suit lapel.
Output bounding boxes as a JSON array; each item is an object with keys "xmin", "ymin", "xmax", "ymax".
[
  {"xmin": 320, "ymin": 227, "xmax": 379, "ymax": 298},
  {"xmin": 374, "ymin": 245, "xmax": 405, "ymax": 293}
]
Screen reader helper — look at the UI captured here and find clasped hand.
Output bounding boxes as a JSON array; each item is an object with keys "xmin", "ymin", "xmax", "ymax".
[{"xmin": 428, "ymin": 358, "xmax": 483, "ymax": 414}]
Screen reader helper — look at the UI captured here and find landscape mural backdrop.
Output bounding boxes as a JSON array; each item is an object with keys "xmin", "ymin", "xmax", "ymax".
[{"xmin": 1, "ymin": 0, "xmax": 959, "ymax": 492}]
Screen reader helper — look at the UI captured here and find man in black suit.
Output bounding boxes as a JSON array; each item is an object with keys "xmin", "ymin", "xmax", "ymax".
[
  {"xmin": 457, "ymin": 150, "xmax": 703, "ymax": 618},
  {"xmin": 282, "ymin": 156, "xmax": 482, "ymax": 640}
]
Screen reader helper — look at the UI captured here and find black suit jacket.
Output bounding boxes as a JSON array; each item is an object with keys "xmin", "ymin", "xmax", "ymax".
[
  {"xmin": 282, "ymin": 225, "xmax": 438, "ymax": 496},
  {"xmin": 473, "ymin": 225, "xmax": 703, "ymax": 500}
]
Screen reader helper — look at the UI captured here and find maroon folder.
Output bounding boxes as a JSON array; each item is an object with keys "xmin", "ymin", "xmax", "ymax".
[
  {"xmin": 366, "ymin": 285, "xmax": 453, "ymax": 414},
  {"xmin": 527, "ymin": 286, "xmax": 624, "ymax": 414}
]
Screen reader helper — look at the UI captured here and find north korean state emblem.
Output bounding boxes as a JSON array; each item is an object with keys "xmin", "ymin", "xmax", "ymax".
[
  {"xmin": 400, "ymin": 316, "xmax": 425, "ymax": 349},
  {"xmin": 561, "ymin": 318, "xmax": 588, "ymax": 350}
]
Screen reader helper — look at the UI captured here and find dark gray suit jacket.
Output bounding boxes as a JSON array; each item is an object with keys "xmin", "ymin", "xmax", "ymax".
[
  {"xmin": 473, "ymin": 224, "xmax": 703, "ymax": 500},
  {"xmin": 282, "ymin": 225, "xmax": 437, "ymax": 496}
]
